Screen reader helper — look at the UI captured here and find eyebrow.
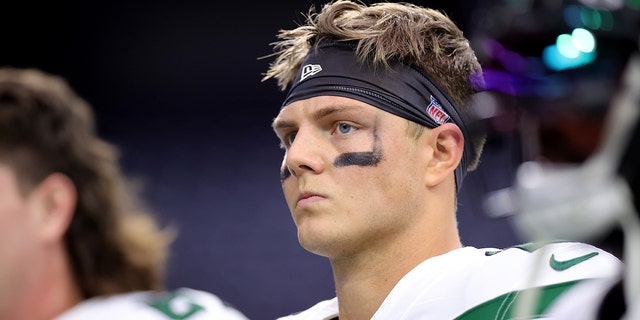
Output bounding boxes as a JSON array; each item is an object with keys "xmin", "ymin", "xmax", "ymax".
[
  {"xmin": 312, "ymin": 105, "xmax": 345, "ymax": 120},
  {"xmin": 272, "ymin": 104, "xmax": 352, "ymax": 131}
]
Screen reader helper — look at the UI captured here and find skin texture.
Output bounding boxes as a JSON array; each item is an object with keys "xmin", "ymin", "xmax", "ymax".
[
  {"xmin": 273, "ymin": 95, "xmax": 465, "ymax": 319},
  {"xmin": 0, "ymin": 164, "xmax": 81, "ymax": 320},
  {"xmin": 279, "ymin": 125, "xmax": 383, "ymax": 181}
]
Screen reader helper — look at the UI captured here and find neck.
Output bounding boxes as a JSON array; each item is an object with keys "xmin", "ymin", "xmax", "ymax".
[
  {"xmin": 0, "ymin": 244, "xmax": 83, "ymax": 320},
  {"xmin": 330, "ymin": 206, "xmax": 462, "ymax": 320}
]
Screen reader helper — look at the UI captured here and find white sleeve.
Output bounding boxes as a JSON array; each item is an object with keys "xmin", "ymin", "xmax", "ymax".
[{"xmin": 56, "ymin": 288, "xmax": 248, "ymax": 320}]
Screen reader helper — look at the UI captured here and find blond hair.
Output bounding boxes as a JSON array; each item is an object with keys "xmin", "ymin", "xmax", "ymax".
[{"xmin": 263, "ymin": 0, "xmax": 485, "ymax": 170}]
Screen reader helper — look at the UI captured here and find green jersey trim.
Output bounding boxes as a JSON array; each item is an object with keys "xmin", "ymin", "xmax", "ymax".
[
  {"xmin": 454, "ymin": 280, "xmax": 583, "ymax": 320},
  {"xmin": 550, "ymin": 252, "xmax": 599, "ymax": 271},
  {"xmin": 147, "ymin": 291, "xmax": 205, "ymax": 320}
]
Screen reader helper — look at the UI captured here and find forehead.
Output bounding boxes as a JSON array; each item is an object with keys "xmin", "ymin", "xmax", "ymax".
[{"xmin": 273, "ymin": 96, "xmax": 381, "ymax": 124}]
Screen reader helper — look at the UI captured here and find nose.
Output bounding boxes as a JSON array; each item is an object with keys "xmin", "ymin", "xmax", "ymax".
[{"xmin": 284, "ymin": 129, "xmax": 326, "ymax": 178}]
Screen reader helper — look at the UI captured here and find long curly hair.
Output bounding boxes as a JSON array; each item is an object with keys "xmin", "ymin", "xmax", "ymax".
[{"xmin": 0, "ymin": 67, "xmax": 173, "ymax": 298}]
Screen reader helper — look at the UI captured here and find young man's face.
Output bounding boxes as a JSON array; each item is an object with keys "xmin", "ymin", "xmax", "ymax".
[
  {"xmin": 273, "ymin": 96, "xmax": 432, "ymax": 258},
  {"xmin": 0, "ymin": 163, "xmax": 41, "ymax": 311}
]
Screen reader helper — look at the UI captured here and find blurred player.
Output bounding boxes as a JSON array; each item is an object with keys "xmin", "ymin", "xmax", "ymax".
[{"xmin": 0, "ymin": 67, "xmax": 248, "ymax": 320}]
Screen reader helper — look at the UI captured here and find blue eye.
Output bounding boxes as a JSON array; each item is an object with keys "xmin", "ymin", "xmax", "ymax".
[
  {"xmin": 337, "ymin": 123, "xmax": 355, "ymax": 134},
  {"xmin": 287, "ymin": 132, "xmax": 297, "ymax": 145}
]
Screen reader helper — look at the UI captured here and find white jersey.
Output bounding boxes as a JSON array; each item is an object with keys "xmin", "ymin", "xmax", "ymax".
[
  {"xmin": 544, "ymin": 276, "xmax": 622, "ymax": 319},
  {"xmin": 56, "ymin": 287, "xmax": 248, "ymax": 320},
  {"xmin": 278, "ymin": 242, "xmax": 622, "ymax": 320}
]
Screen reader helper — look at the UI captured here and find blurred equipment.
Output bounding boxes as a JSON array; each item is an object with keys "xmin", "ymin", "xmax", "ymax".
[{"xmin": 468, "ymin": 0, "xmax": 640, "ymax": 318}]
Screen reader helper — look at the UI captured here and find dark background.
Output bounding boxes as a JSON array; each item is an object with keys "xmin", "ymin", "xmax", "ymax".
[{"xmin": 1, "ymin": 1, "xmax": 523, "ymax": 319}]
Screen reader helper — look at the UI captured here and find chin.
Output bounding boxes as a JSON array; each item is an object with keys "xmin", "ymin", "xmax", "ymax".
[
  {"xmin": 297, "ymin": 227, "xmax": 335, "ymax": 257},
  {"xmin": 299, "ymin": 243, "xmax": 333, "ymax": 258}
]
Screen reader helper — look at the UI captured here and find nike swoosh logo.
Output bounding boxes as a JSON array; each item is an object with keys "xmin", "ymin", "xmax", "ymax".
[{"xmin": 549, "ymin": 252, "xmax": 599, "ymax": 271}]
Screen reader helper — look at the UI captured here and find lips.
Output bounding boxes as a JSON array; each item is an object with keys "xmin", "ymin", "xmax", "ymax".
[{"xmin": 297, "ymin": 192, "xmax": 327, "ymax": 207}]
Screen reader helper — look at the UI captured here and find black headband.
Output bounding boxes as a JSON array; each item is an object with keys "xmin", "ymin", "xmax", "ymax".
[{"xmin": 282, "ymin": 40, "xmax": 472, "ymax": 190}]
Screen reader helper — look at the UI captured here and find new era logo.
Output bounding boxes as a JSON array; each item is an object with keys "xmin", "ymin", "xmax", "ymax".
[
  {"xmin": 426, "ymin": 96, "xmax": 450, "ymax": 125},
  {"xmin": 300, "ymin": 64, "xmax": 322, "ymax": 81}
]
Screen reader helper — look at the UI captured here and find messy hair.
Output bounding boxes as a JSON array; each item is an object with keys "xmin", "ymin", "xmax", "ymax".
[
  {"xmin": 263, "ymin": 0, "xmax": 485, "ymax": 170},
  {"xmin": 0, "ymin": 68, "xmax": 172, "ymax": 298}
]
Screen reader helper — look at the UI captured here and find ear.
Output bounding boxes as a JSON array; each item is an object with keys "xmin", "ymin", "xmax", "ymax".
[
  {"xmin": 29, "ymin": 173, "xmax": 77, "ymax": 243},
  {"xmin": 424, "ymin": 123, "xmax": 464, "ymax": 187}
]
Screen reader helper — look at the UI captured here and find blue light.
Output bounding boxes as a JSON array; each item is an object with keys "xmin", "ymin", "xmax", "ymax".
[
  {"xmin": 542, "ymin": 44, "xmax": 597, "ymax": 71},
  {"xmin": 572, "ymin": 28, "xmax": 596, "ymax": 53},
  {"xmin": 557, "ymin": 34, "xmax": 579, "ymax": 58},
  {"xmin": 580, "ymin": 6, "xmax": 602, "ymax": 29},
  {"xmin": 563, "ymin": 5, "xmax": 583, "ymax": 28}
]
